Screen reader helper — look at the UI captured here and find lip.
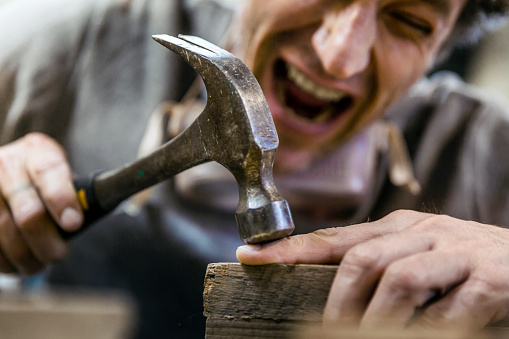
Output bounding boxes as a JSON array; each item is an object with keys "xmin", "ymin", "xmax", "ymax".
[{"xmin": 261, "ymin": 54, "xmax": 359, "ymax": 138}]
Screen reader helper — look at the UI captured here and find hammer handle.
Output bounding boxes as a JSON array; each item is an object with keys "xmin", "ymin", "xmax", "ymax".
[
  {"xmin": 57, "ymin": 122, "xmax": 209, "ymax": 240},
  {"xmin": 58, "ymin": 172, "xmax": 113, "ymax": 239}
]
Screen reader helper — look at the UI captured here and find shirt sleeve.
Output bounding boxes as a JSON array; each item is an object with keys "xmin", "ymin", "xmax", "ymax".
[{"xmin": 0, "ymin": 0, "xmax": 96, "ymax": 145}]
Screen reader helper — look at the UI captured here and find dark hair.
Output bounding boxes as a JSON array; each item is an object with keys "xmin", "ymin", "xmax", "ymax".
[
  {"xmin": 452, "ymin": 0, "xmax": 509, "ymax": 45},
  {"xmin": 436, "ymin": 0, "xmax": 509, "ymax": 61}
]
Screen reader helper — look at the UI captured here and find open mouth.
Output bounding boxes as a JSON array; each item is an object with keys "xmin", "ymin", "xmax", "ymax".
[{"xmin": 275, "ymin": 60, "xmax": 353, "ymax": 124}]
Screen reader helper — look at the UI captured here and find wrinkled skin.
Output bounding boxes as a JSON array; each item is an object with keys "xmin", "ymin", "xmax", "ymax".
[{"xmin": 237, "ymin": 210, "xmax": 509, "ymax": 332}]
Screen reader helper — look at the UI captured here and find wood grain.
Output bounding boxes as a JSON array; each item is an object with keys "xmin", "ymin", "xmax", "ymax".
[{"xmin": 203, "ymin": 262, "xmax": 337, "ymax": 338}]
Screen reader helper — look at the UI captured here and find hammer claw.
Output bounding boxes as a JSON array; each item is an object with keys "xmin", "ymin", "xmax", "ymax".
[
  {"xmin": 153, "ymin": 34, "xmax": 214, "ymax": 55},
  {"xmin": 152, "ymin": 34, "xmax": 231, "ymax": 73},
  {"xmin": 177, "ymin": 34, "xmax": 228, "ymax": 56}
]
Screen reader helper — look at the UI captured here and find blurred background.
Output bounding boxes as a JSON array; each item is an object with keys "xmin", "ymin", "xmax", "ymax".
[{"xmin": 432, "ymin": 22, "xmax": 509, "ymax": 101}]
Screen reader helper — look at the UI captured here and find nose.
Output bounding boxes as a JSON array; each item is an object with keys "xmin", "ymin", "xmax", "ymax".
[{"xmin": 312, "ymin": 2, "xmax": 376, "ymax": 78}]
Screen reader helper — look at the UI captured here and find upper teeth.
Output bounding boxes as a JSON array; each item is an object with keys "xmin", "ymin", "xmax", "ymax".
[{"xmin": 287, "ymin": 63, "xmax": 346, "ymax": 102}]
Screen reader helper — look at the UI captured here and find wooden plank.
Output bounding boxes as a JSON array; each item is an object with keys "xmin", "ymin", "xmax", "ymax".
[
  {"xmin": 203, "ymin": 263, "xmax": 336, "ymax": 321},
  {"xmin": 203, "ymin": 263, "xmax": 509, "ymax": 339},
  {"xmin": 203, "ymin": 263, "xmax": 336, "ymax": 338}
]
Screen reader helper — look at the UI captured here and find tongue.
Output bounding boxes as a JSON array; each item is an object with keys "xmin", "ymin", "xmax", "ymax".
[{"xmin": 284, "ymin": 79, "xmax": 331, "ymax": 120}]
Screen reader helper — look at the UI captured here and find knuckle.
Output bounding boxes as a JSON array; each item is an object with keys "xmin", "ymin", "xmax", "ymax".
[
  {"xmin": 383, "ymin": 262, "xmax": 424, "ymax": 296},
  {"xmin": 274, "ymin": 227, "xmax": 346, "ymax": 264},
  {"xmin": 312, "ymin": 227, "xmax": 340, "ymax": 238},
  {"xmin": 274, "ymin": 233, "xmax": 332, "ymax": 264},
  {"xmin": 280, "ymin": 234, "xmax": 308, "ymax": 254},
  {"xmin": 31, "ymin": 157, "xmax": 66, "ymax": 177},
  {"xmin": 311, "ymin": 228, "xmax": 343, "ymax": 262},
  {"xmin": 377, "ymin": 209, "xmax": 428, "ymax": 233},
  {"xmin": 22, "ymin": 132, "xmax": 55, "ymax": 147},
  {"xmin": 342, "ymin": 244, "xmax": 381, "ymax": 274},
  {"xmin": 383, "ymin": 209, "xmax": 420, "ymax": 222},
  {"xmin": 14, "ymin": 202, "xmax": 47, "ymax": 233},
  {"xmin": 385, "ymin": 209, "xmax": 408, "ymax": 218},
  {"xmin": 42, "ymin": 186, "xmax": 67, "ymax": 207},
  {"xmin": 411, "ymin": 214, "xmax": 451, "ymax": 232},
  {"xmin": 459, "ymin": 280, "xmax": 493, "ymax": 309},
  {"xmin": 0, "ymin": 146, "xmax": 19, "ymax": 173},
  {"xmin": 417, "ymin": 283, "xmax": 494, "ymax": 330},
  {"xmin": 22, "ymin": 133, "xmax": 68, "ymax": 178},
  {"xmin": 30, "ymin": 156, "xmax": 67, "ymax": 179}
]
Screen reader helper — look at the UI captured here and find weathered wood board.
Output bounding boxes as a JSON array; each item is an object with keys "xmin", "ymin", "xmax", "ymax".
[
  {"xmin": 203, "ymin": 262, "xmax": 336, "ymax": 338},
  {"xmin": 203, "ymin": 263, "xmax": 509, "ymax": 339}
]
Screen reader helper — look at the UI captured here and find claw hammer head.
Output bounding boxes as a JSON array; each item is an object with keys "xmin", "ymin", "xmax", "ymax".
[{"xmin": 152, "ymin": 34, "xmax": 294, "ymax": 244}]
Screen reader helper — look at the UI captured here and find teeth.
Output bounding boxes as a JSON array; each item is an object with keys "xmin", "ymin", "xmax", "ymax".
[{"xmin": 287, "ymin": 63, "xmax": 346, "ymax": 102}]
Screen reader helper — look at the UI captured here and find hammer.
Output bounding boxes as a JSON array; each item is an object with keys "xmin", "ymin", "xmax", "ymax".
[{"xmin": 64, "ymin": 35, "xmax": 295, "ymax": 244}]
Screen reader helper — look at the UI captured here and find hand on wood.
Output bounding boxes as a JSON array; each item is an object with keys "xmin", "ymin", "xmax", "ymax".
[
  {"xmin": 0, "ymin": 133, "xmax": 82, "ymax": 274},
  {"xmin": 237, "ymin": 209, "xmax": 509, "ymax": 332}
]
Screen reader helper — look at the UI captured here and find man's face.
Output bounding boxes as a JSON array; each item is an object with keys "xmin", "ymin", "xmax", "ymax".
[{"xmin": 232, "ymin": 0, "xmax": 465, "ymax": 172}]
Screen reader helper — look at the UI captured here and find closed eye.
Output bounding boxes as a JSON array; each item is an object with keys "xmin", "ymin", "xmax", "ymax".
[{"xmin": 389, "ymin": 11, "xmax": 433, "ymax": 36}]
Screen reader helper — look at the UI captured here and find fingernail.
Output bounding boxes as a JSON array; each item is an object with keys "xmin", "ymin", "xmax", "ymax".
[
  {"xmin": 237, "ymin": 245, "xmax": 262, "ymax": 252},
  {"xmin": 60, "ymin": 208, "xmax": 83, "ymax": 231}
]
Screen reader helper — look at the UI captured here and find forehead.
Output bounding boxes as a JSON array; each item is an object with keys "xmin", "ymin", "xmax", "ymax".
[
  {"xmin": 414, "ymin": 0, "xmax": 453, "ymax": 15},
  {"xmin": 389, "ymin": 0, "xmax": 468, "ymax": 18},
  {"xmin": 244, "ymin": 0, "xmax": 464, "ymax": 15}
]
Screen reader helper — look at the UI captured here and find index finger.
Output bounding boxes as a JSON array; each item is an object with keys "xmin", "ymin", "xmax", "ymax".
[{"xmin": 24, "ymin": 134, "xmax": 83, "ymax": 232}]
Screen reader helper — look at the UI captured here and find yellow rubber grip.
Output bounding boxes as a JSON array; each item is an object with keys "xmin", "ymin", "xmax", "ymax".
[{"xmin": 77, "ymin": 189, "xmax": 89, "ymax": 211}]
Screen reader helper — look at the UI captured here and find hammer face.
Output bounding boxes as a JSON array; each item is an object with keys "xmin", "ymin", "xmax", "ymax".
[{"xmin": 237, "ymin": 200, "xmax": 294, "ymax": 244}]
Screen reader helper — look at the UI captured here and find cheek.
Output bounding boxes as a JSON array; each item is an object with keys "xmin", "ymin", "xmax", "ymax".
[
  {"xmin": 376, "ymin": 38, "xmax": 432, "ymax": 98},
  {"xmin": 236, "ymin": 0, "xmax": 323, "ymax": 67}
]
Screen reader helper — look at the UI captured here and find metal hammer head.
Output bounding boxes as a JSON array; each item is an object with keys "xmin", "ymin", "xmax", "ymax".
[{"xmin": 152, "ymin": 34, "xmax": 294, "ymax": 244}]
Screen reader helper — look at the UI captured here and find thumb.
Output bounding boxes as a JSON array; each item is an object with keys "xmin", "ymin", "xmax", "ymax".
[
  {"xmin": 236, "ymin": 210, "xmax": 425, "ymax": 265},
  {"xmin": 236, "ymin": 228, "xmax": 350, "ymax": 265}
]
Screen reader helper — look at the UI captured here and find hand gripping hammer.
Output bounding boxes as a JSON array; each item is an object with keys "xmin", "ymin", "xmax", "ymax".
[{"xmin": 66, "ymin": 35, "xmax": 295, "ymax": 244}]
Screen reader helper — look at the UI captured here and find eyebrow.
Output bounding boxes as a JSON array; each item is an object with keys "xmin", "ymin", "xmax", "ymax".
[{"xmin": 418, "ymin": 0, "xmax": 453, "ymax": 16}]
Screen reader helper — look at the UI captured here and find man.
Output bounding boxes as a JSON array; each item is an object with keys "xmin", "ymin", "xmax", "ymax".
[
  {"xmin": 234, "ymin": 0, "xmax": 509, "ymax": 332},
  {"xmin": 0, "ymin": 0, "xmax": 509, "ymax": 337}
]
